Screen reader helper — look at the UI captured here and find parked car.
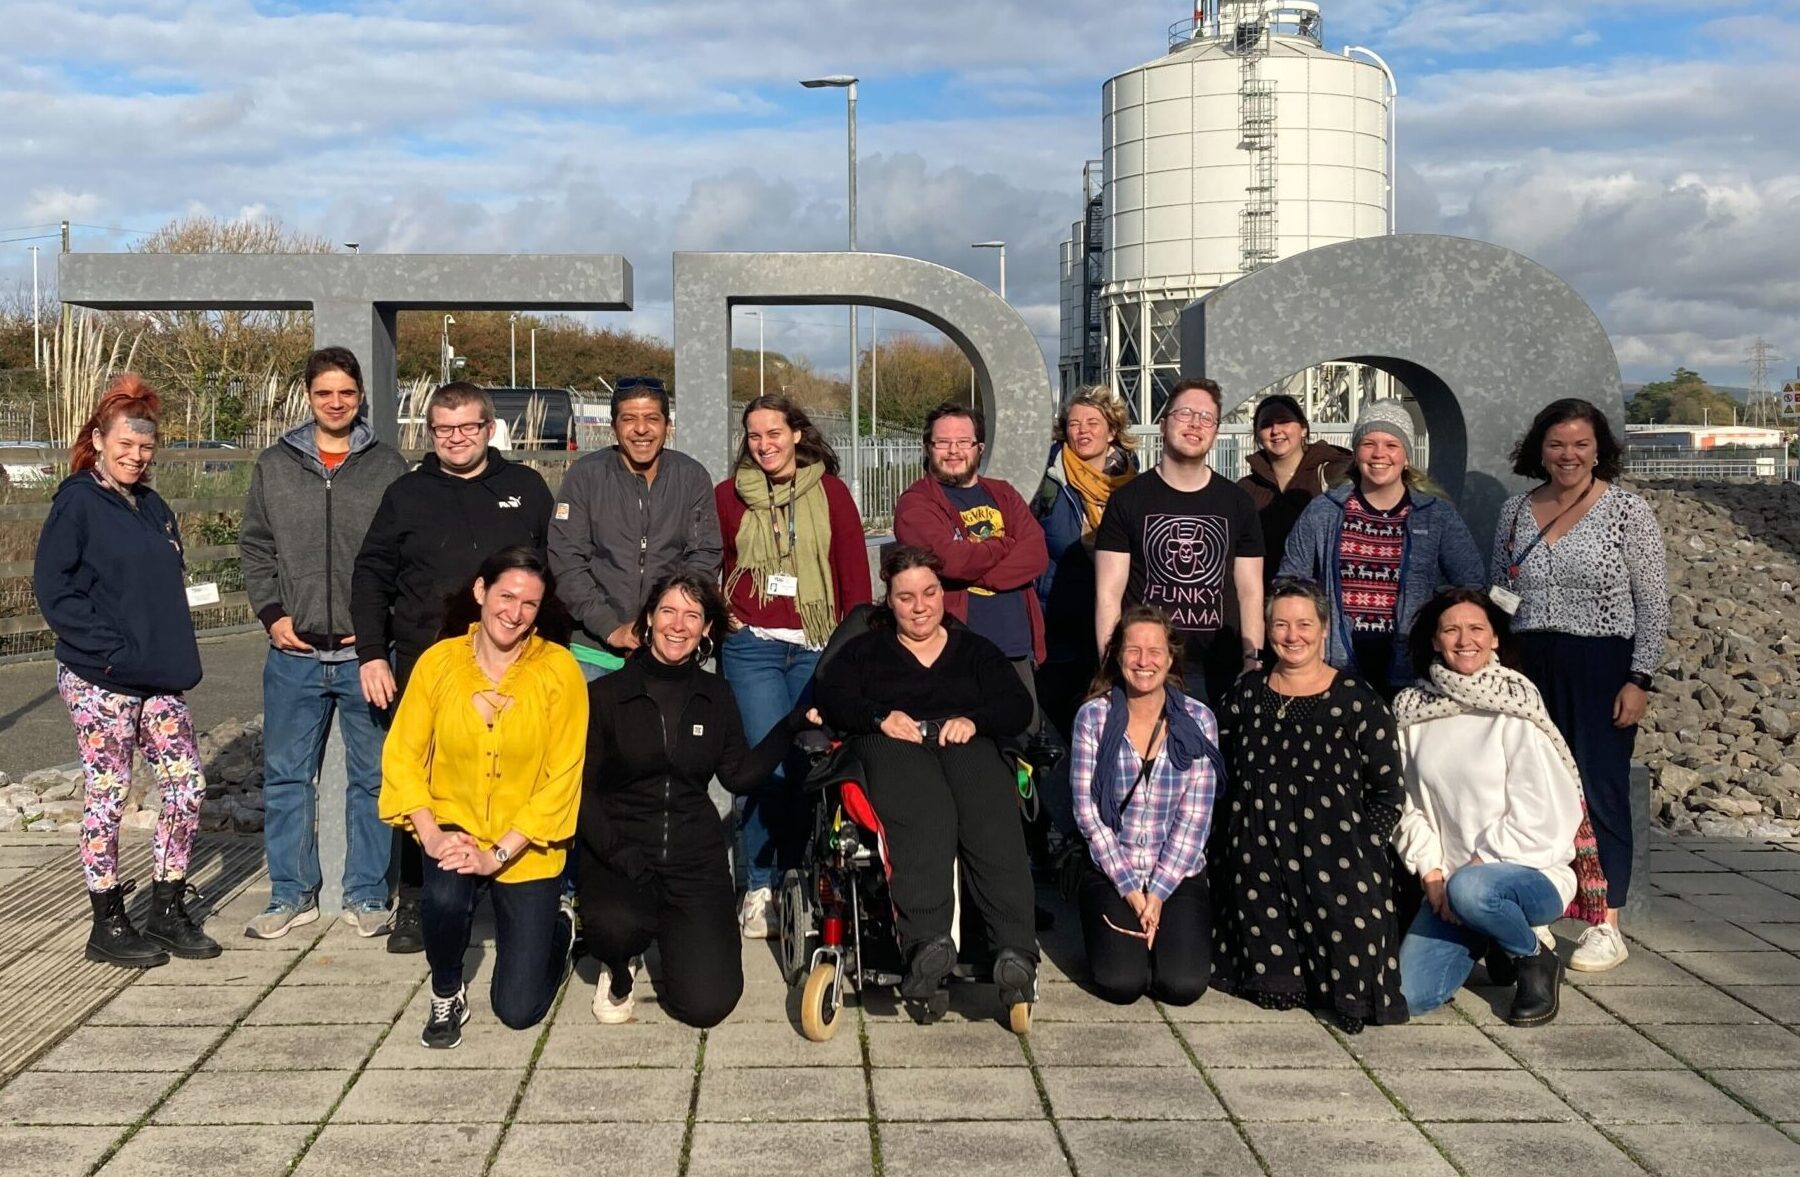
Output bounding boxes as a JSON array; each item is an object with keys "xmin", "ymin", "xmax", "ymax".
[
  {"xmin": 486, "ymin": 388, "xmax": 577, "ymax": 451},
  {"xmin": 0, "ymin": 444, "xmax": 55, "ymax": 487},
  {"xmin": 165, "ymin": 440, "xmax": 241, "ymax": 473}
]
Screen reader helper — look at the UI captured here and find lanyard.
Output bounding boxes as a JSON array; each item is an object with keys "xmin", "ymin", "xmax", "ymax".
[
  {"xmin": 1115, "ymin": 715, "xmax": 1167, "ymax": 817},
  {"xmin": 1506, "ymin": 478, "xmax": 1593, "ymax": 578},
  {"xmin": 764, "ymin": 474, "xmax": 798, "ymax": 559}
]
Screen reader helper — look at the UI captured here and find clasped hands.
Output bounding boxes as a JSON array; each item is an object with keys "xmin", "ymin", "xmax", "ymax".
[
  {"xmin": 879, "ymin": 710, "xmax": 976, "ymax": 746},
  {"xmin": 424, "ymin": 828, "xmax": 503, "ymax": 876},
  {"xmin": 1105, "ymin": 889, "xmax": 1163, "ymax": 948}
]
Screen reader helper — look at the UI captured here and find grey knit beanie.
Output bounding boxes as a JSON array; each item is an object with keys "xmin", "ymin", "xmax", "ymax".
[{"xmin": 1351, "ymin": 400, "xmax": 1416, "ymax": 463}]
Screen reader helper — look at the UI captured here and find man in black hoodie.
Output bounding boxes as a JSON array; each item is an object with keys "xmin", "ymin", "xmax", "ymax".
[{"xmin": 351, "ymin": 382, "xmax": 554, "ymax": 950}]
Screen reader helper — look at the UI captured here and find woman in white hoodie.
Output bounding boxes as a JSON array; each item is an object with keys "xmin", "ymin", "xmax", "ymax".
[{"xmin": 1391, "ymin": 589, "xmax": 1582, "ymax": 1027}]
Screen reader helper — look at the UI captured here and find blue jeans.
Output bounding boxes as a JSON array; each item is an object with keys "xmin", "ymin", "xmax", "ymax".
[
  {"xmin": 261, "ymin": 649, "xmax": 391, "ymax": 909},
  {"xmin": 1399, "ymin": 863, "xmax": 1566, "ymax": 1015},
  {"xmin": 719, "ymin": 627, "xmax": 819, "ymax": 891}
]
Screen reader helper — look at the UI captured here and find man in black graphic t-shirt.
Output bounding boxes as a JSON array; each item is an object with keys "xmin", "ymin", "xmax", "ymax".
[{"xmin": 1095, "ymin": 379, "xmax": 1264, "ymax": 705}]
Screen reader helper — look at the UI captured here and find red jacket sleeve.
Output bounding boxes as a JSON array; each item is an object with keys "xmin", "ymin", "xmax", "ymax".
[
  {"xmin": 826, "ymin": 477, "xmax": 873, "ymax": 617},
  {"xmin": 894, "ymin": 478, "xmax": 1015, "ymax": 586},
  {"xmin": 978, "ymin": 479, "xmax": 1050, "ymax": 593}
]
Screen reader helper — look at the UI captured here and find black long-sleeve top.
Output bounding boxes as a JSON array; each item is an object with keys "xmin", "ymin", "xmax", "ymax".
[
  {"xmin": 579, "ymin": 651, "xmax": 798, "ymax": 883},
  {"xmin": 816, "ymin": 623, "xmax": 1034, "ymax": 739}
]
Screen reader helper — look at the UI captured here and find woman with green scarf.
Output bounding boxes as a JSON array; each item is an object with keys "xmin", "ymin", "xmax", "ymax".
[{"xmin": 715, "ymin": 394, "xmax": 873, "ymax": 939}]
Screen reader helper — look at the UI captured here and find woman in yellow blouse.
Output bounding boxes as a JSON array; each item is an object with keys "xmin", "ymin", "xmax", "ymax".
[{"xmin": 380, "ymin": 546, "xmax": 587, "ymax": 1049}]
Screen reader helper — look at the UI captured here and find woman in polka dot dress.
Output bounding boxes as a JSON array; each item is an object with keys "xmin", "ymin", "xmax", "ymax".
[{"xmin": 1210, "ymin": 578, "xmax": 1409, "ymax": 1031}]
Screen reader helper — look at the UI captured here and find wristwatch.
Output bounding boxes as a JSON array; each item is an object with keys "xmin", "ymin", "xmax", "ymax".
[{"xmin": 492, "ymin": 843, "xmax": 512, "ymax": 867}]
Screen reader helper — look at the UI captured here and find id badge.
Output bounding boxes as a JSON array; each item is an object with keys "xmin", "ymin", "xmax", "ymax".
[
  {"xmin": 1487, "ymin": 584, "xmax": 1522, "ymax": 616},
  {"xmin": 186, "ymin": 581, "xmax": 221, "ymax": 608},
  {"xmin": 767, "ymin": 573, "xmax": 799, "ymax": 598}
]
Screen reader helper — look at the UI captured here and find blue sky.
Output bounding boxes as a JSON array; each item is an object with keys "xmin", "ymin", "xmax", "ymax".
[{"xmin": 2, "ymin": 0, "xmax": 1797, "ymax": 386}]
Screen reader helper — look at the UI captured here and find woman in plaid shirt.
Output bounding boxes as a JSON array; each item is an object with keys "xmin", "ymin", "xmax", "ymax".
[{"xmin": 1070, "ymin": 605, "xmax": 1223, "ymax": 1006}]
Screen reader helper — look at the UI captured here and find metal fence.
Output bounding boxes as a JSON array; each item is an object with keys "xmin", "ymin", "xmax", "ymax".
[{"xmin": 1624, "ymin": 446, "xmax": 1791, "ymax": 481}]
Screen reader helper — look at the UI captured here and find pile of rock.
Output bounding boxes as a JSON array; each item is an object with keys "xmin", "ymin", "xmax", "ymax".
[
  {"xmin": 1635, "ymin": 479, "xmax": 1800, "ymax": 840},
  {"xmin": 0, "ymin": 715, "xmax": 268, "ymax": 836}
]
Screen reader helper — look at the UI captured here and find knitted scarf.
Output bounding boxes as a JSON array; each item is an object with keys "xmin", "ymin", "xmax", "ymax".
[
  {"xmin": 1061, "ymin": 445, "xmax": 1135, "ymax": 533},
  {"xmin": 1392, "ymin": 660, "xmax": 1608, "ymax": 925},
  {"xmin": 724, "ymin": 462, "xmax": 837, "ymax": 647},
  {"xmin": 1091, "ymin": 683, "xmax": 1225, "ymax": 831}
]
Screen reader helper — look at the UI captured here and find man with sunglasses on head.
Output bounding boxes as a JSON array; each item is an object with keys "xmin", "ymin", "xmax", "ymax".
[
  {"xmin": 548, "ymin": 376, "xmax": 720, "ymax": 682},
  {"xmin": 1095, "ymin": 379, "xmax": 1265, "ymax": 707},
  {"xmin": 894, "ymin": 402, "xmax": 1049, "ymax": 712},
  {"xmin": 351, "ymin": 381, "xmax": 555, "ymax": 952}
]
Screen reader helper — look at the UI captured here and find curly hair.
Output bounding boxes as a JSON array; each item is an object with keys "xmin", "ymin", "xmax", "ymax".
[
  {"xmin": 1056, "ymin": 387, "xmax": 1136, "ymax": 454},
  {"xmin": 71, "ymin": 373, "xmax": 161, "ymax": 474},
  {"xmin": 1510, "ymin": 398, "xmax": 1623, "ymax": 482}
]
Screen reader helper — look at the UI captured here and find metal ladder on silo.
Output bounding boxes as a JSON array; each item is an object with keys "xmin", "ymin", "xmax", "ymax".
[{"xmin": 1231, "ymin": 1, "xmax": 1277, "ymax": 273}]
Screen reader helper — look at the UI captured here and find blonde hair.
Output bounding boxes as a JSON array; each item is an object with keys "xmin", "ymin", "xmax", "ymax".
[{"xmin": 1056, "ymin": 386, "xmax": 1135, "ymax": 453}]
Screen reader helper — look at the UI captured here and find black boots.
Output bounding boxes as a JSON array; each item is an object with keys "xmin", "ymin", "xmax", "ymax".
[
  {"xmin": 901, "ymin": 935, "xmax": 957, "ymax": 1001},
  {"xmin": 142, "ymin": 880, "xmax": 222, "ymax": 959},
  {"xmin": 1506, "ymin": 945, "xmax": 1562, "ymax": 1027},
  {"xmin": 86, "ymin": 883, "xmax": 170, "ymax": 968}
]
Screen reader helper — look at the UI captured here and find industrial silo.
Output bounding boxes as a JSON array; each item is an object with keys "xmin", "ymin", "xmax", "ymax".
[{"xmin": 1075, "ymin": 0, "xmax": 1395, "ymax": 426}]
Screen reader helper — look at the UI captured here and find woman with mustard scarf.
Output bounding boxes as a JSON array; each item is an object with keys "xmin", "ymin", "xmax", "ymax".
[
  {"xmin": 1031, "ymin": 388, "xmax": 1138, "ymax": 748},
  {"xmin": 714, "ymin": 394, "xmax": 874, "ymax": 940}
]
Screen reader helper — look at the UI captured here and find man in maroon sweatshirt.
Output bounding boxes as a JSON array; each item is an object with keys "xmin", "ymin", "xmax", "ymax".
[{"xmin": 894, "ymin": 403, "xmax": 1049, "ymax": 719}]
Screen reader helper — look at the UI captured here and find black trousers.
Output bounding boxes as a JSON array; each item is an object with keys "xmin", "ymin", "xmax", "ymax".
[
  {"xmin": 420, "ymin": 854, "xmax": 566, "ymax": 1030},
  {"xmin": 1077, "ymin": 861, "xmax": 1211, "ymax": 1006},
  {"xmin": 581, "ymin": 857, "xmax": 743, "ymax": 1029},
  {"xmin": 1516, "ymin": 631, "xmax": 1638, "ymax": 907},
  {"xmin": 851, "ymin": 734, "xmax": 1037, "ymax": 962}
]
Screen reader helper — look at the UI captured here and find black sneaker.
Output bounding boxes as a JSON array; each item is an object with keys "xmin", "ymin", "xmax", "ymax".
[
  {"xmin": 387, "ymin": 895, "xmax": 424, "ymax": 955},
  {"xmin": 421, "ymin": 985, "xmax": 470, "ymax": 1049}
]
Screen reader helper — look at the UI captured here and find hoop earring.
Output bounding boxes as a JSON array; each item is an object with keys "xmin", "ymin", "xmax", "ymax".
[{"xmin": 698, "ymin": 635, "xmax": 716, "ymax": 661}]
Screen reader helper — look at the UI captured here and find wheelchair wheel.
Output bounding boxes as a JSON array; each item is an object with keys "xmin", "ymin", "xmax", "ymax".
[
  {"xmin": 1008, "ymin": 1001, "xmax": 1032, "ymax": 1035},
  {"xmin": 800, "ymin": 962, "xmax": 842, "ymax": 1042},
  {"xmin": 777, "ymin": 870, "xmax": 814, "ymax": 986}
]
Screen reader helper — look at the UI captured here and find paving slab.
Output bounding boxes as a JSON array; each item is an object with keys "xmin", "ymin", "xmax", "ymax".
[
  {"xmin": 0, "ymin": 1125, "xmax": 121, "ymax": 1175},
  {"xmin": 87, "ymin": 984, "xmax": 262, "ymax": 1027},
  {"xmin": 1543, "ymin": 1068, "xmax": 1760, "ymax": 1124},
  {"xmin": 1243, "ymin": 1121, "xmax": 1456, "ymax": 1176},
  {"xmin": 699, "ymin": 1017, "xmax": 862, "ymax": 1068},
  {"xmin": 282, "ymin": 949, "xmax": 431, "ymax": 985},
  {"xmin": 1739, "ymin": 924, "xmax": 1800, "ymax": 951},
  {"xmin": 1024, "ymin": 1021, "xmax": 1193, "ymax": 1067},
  {"xmin": 1210, "ymin": 1066, "xmax": 1402, "ymax": 1122},
  {"xmin": 878, "ymin": 1120, "xmax": 1070, "ymax": 1177},
  {"xmin": 1176, "ymin": 1020, "xmax": 1359, "ymax": 1069},
  {"xmin": 334, "ymin": 1065, "xmax": 522, "ymax": 1123},
  {"xmin": 1340, "ymin": 1023, "xmax": 1517, "ymax": 1070},
  {"xmin": 1031, "ymin": 980, "xmax": 1162, "ymax": 1021},
  {"xmin": 242, "ymin": 981, "xmax": 417, "ymax": 1025},
  {"xmin": 1661, "ymin": 951, "xmax": 1800, "ymax": 987},
  {"xmin": 95, "ymin": 1123, "xmax": 312, "ymax": 1177},
  {"xmin": 0, "ymin": 1070, "xmax": 176, "ymax": 1125},
  {"xmin": 1161, "ymin": 991, "xmax": 1322, "ymax": 1023},
  {"xmin": 28, "ymin": 1025, "xmax": 223, "ymax": 1073},
  {"xmin": 1640, "ymin": 1022, "xmax": 1800, "ymax": 1069},
  {"xmin": 862, "ymin": 1021, "xmax": 1026, "ymax": 1068},
  {"xmin": 151, "ymin": 1068, "xmax": 352, "ymax": 1125},
  {"xmin": 1567, "ymin": 949, "xmax": 1711, "ymax": 987},
  {"xmin": 1625, "ymin": 921, "xmax": 1780, "ymax": 953},
  {"xmin": 870, "ymin": 1065, "xmax": 1044, "ymax": 1120},
  {"xmin": 1610, "ymin": 1122, "xmax": 1800, "ymax": 1177},
  {"xmin": 201, "ymin": 1021, "xmax": 385, "ymax": 1072},
  {"xmin": 489, "ymin": 1122, "xmax": 686, "ymax": 1176},
  {"xmin": 685, "ymin": 1121, "xmax": 873, "ymax": 1177},
  {"xmin": 1582, "ymin": 983, "xmax": 1775, "ymax": 1024},
  {"xmin": 512, "ymin": 1066, "xmax": 695, "ymax": 1122},
  {"xmin": 1058, "ymin": 1120, "xmax": 1261, "ymax": 1177},
  {"xmin": 1038, "ymin": 1064, "xmax": 1226, "ymax": 1120},
  {"xmin": 129, "ymin": 953, "xmax": 295, "ymax": 987},
  {"xmin": 1481, "ymin": 1024, "xmax": 1684, "ymax": 1071},
  {"xmin": 291, "ymin": 1121, "xmax": 501, "ymax": 1176},
  {"xmin": 1378, "ymin": 1068, "xmax": 1578, "ymax": 1123},
  {"xmin": 1707, "ymin": 1068, "xmax": 1800, "ymax": 1121},
  {"xmin": 1425, "ymin": 1122, "xmax": 1644, "ymax": 1176},
  {"xmin": 693, "ymin": 1065, "xmax": 869, "ymax": 1121},
  {"xmin": 1682, "ymin": 892, "xmax": 1800, "ymax": 923},
  {"xmin": 1725, "ymin": 985, "xmax": 1800, "ymax": 1022}
]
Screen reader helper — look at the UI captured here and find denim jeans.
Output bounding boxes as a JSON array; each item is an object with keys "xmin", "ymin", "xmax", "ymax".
[
  {"xmin": 1399, "ymin": 862, "xmax": 1566, "ymax": 1015},
  {"xmin": 420, "ymin": 853, "xmax": 566, "ymax": 1030},
  {"xmin": 261, "ymin": 648, "xmax": 391, "ymax": 909},
  {"xmin": 719, "ymin": 627, "xmax": 819, "ymax": 891}
]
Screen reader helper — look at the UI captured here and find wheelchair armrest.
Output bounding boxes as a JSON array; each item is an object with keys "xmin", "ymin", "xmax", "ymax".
[{"xmin": 794, "ymin": 728, "xmax": 834, "ymax": 761}]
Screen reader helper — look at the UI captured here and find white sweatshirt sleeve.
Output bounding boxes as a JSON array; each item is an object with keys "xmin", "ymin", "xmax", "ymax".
[
  {"xmin": 1473, "ymin": 716, "xmax": 1582, "ymax": 871},
  {"xmin": 1392, "ymin": 735, "xmax": 1446, "ymax": 879}
]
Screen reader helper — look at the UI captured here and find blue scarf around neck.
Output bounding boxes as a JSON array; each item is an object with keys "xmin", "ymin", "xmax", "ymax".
[{"xmin": 1091, "ymin": 683, "xmax": 1224, "ymax": 830}]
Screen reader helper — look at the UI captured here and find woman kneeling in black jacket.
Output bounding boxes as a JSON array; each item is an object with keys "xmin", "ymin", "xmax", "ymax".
[{"xmin": 580, "ymin": 572, "xmax": 804, "ymax": 1028}]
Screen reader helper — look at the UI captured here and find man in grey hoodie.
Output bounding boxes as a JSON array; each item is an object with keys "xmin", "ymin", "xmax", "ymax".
[{"xmin": 240, "ymin": 348, "xmax": 408, "ymax": 940}]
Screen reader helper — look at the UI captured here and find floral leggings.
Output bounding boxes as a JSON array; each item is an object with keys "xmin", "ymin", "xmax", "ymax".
[{"xmin": 56, "ymin": 664, "xmax": 207, "ymax": 892}]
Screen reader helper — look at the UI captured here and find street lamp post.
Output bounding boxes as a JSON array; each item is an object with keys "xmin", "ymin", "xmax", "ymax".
[
  {"xmin": 509, "ymin": 313, "xmax": 519, "ymax": 387},
  {"xmin": 802, "ymin": 73, "xmax": 861, "ymax": 505},
  {"xmin": 28, "ymin": 245, "xmax": 40, "ymax": 370},
  {"xmin": 744, "ymin": 309, "xmax": 766, "ymax": 395},
  {"xmin": 530, "ymin": 328, "xmax": 538, "ymax": 387},
  {"xmin": 972, "ymin": 240, "xmax": 1006, "ymax": 300},
  {"xmin": 440, "ymin": 315, "xmax": 456, "ymax": 385}
]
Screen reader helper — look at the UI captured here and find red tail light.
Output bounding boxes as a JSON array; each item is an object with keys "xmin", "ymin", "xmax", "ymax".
[{"xmin": 567, "ymin": 437, "xmax": 578, "ymax": 451}]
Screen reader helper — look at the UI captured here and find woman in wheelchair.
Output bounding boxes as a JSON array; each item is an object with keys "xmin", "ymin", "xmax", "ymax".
[
  {"xmin": 579, "ymin": 572, "xmax": 809, "ymax": 1028},
  {"xmin": 1069, "ymin": 606, "xmax": 1221, "ymax": 1006},
  {"xmin": 815, "ymin": 546, "xmax": 1039, "ymax": 1016}
]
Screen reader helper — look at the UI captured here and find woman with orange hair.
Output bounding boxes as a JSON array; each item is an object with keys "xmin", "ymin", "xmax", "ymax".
[{"xmin": 33, "ymin": 374, "xmax": 218, "ymax": 968}]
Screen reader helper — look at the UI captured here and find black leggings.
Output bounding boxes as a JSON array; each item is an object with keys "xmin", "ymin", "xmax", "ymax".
[
  {"xmin": 580, "ymin": 858, "xmax": 742, "ymax": 1029},
  {"xmin": 420, "ymin": 854, "xmax": 566, "ymax": 1029},
  {"xmin": 1077, "ymin": 862, "xmax": 1211, "ymax": 1006},
  {"xmin": 851, "ymin": 734, "xmax": 1037, "ymax": 961}
]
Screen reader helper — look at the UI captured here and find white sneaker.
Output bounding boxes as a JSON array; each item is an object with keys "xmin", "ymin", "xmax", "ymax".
[
  {"xmin": 739, "ymin": 886, "xmax": 775, "ymax": 940},
  {"xmin": 592, "ymin": 958, "xmax": 637, "ymax": 1024},
  {"xmin": 1569, "ymin": 923, "xmax": 1629, "ymax": 972}
]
